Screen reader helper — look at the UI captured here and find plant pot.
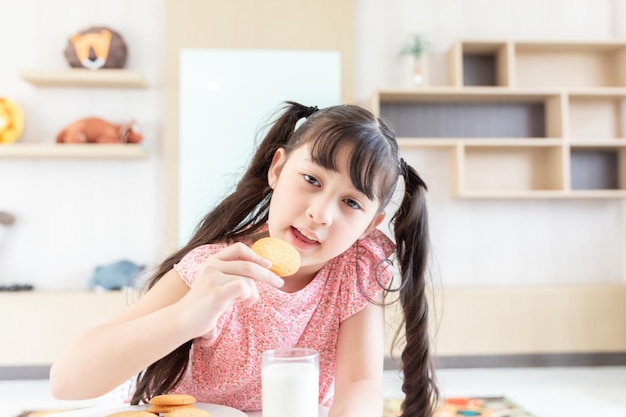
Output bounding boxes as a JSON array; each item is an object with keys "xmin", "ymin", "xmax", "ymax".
[{"xmin": 411, "ymin": 54, "xmax": 429, "ymax": 87}]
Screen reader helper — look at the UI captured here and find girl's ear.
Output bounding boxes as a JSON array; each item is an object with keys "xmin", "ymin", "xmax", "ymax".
[
  {"xmin": 360, "ymin": 211, "xmax": 386, "ymax": 239},
  {"xmin": 268, "ymin": 148, "xmax": 287, "ymax": 189}
]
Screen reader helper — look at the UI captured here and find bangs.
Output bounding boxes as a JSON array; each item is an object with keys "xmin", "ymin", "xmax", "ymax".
[{"xmin": 307, "ymin": 123, "xmax": 399, "ymax": 204}]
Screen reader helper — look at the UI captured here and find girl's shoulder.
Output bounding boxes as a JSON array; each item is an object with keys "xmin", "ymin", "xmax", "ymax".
[
  {"xmin": 179, "ymin": 241, "xmax": 231, "ymax": 264},
  {"xmin": 346, "ymin": 228, "xmax": 395, "ymax": 261},
  {"xmin": 329, "ymin": 228, "xmax": 396, "ymax": 282},
  {"xmin": 331, "ymin": 229, "xmax": 396, "ymax": 321}
]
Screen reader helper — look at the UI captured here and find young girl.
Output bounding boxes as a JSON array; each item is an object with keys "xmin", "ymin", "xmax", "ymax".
[{"xmin": 50, "ymin": 102, "xmax": 438, "ymax": 417}]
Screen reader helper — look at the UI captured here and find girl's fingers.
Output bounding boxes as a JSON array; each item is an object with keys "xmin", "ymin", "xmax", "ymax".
[
  {"xmin": 215, "ymin": 242, "xmax": 268, "ymax": 264},
  {"xmin": 218, "ymin": 277, "xmax": 258, "ymax": 306},
  {"xmin": 207, "ymin": 243, "xmax": 284, "ymax": 288},
  {"xmin": 181, "ymin": 243, "xmax": 278, "ymax": 337}
]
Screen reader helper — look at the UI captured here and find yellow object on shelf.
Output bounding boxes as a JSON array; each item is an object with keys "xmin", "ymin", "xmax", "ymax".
[{"xmin": 0, "ymin": 97, "xmax": 25, "ymax": 143}]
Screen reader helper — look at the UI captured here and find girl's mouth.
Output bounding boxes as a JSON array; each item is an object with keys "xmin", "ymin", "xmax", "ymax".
[{"xmin": 289, "ymin": 227, "xmax": 319, "ymax": 249}]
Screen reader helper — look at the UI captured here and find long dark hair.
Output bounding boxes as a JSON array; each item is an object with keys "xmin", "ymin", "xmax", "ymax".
[{"xmin": 130, "ymin": 101, "xmax": 439, "ymax": 417}]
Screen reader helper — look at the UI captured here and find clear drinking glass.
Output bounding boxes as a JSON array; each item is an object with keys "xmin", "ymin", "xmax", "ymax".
[{"xmin": 262, "ymin": 347, "xmax": 319, "ymax": 417}]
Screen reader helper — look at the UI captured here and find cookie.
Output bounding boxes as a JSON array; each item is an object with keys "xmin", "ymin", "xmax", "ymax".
[
  {"xmin": 166, "ymin": 408, "xmax": 212, "ymax": 417},
  {"xmin": 149, "ymin": 394, "xmax": 197, "ymax": 406},
  {"xmin": 147, "ymin": 404, "xmax": 194, "ymax": 414},
  {"xmin": 106, "ymin": 411, "xmax": 159, "ymax": 417},
  {"xmin": 251, "ymin": 237, "xmax": 301, "ymax": 277}
]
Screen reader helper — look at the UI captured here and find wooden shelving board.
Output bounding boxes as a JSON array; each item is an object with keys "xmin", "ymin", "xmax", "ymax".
[
  {"xmin": 397, "ymin": 138, "xmax": 567, "ymax": 148},
  {"xmin": 458, "ymin": 190, "xmax": 626, "ymax": 199},
  {"xmin": 376, "ymin": 87, "xmax": 561, "ymax": 102},
  {"xmin": 18, "ymin": 69, "xmax": 149, "ymax": 89},
  {"xmin": 0, "ymin": 144, "xmax": 148, "ymax": 159}
]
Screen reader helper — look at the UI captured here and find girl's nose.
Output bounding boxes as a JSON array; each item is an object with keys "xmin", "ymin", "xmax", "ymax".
[{"xmin": 306, "ymin": 197, "xmax": 333, "ymax": 226}]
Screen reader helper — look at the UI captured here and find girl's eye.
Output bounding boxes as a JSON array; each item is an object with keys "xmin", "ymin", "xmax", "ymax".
[
  {"xmin": 344, "ymin": 198, "xmax": 362, "ymax": 210},
  {"xmin": 304, "ymin": 174, "xmax": 320, "ymax": 187}
]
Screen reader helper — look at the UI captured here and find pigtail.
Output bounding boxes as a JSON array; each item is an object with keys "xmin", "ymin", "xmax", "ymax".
[
  {"xmin": 130, "ymin": 101, "xmax": 316, "ymax": 404},
  {"xmin": 186, "ymin": 101, "xmax": 319, "ymax": 245},
  {"xmin": 391, "ymin": 160, "xmax": 439, "ymax": 417}
]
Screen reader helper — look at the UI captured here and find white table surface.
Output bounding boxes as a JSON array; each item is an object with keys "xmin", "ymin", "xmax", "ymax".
[
  {"xmin": 246, "ymin": 407, "xmax": 329, "ymax": 417},
  {"xmin": 50, "ymin": 404, "xmax": 329, "ymax": 417}
]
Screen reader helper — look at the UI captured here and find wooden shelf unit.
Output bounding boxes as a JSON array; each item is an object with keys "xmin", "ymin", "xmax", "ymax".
[
  {"xmin": 375, "ymin": 40, "xmax": 626, "ymax": 199},
  {"xmin": 12, "ymin": 68, "xmax": 150, "ymax": 158},
  {"xmin": 18, "ymin": 68, "xmax": 149, "ymax": 89},
  {"xmin": 449, "ymin": 39, "xmax": 626, "ymax": 88}
]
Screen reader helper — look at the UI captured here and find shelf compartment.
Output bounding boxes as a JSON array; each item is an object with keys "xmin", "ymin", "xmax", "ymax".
[
  {"xmin": 513, "ymin": 41, "xmax": 626, "ymax": 88},
  {"xmin": 450, "ymin": 40, "xmax": 511, "ymax": 87},
  {"xmin": 570, "ymin": 145, "xmax": 626, "ymax": 190},
  {"xmin": 378, "ymin": 90, "xmax": 562, "ymax": 138},
  {"xmin": 567, "ymin": 92, "xmax": 625, "ymax": 139},
  {"xmin": 0, "ymin": 144, "xmax": 148, "ymax": 159},
  {"xmin": 459, "ymin": 144, "xmax": 565, "ymax": 194},
  {"xmin": 18, "ymin": 69, "xmax": 149, "ymax": 88}
]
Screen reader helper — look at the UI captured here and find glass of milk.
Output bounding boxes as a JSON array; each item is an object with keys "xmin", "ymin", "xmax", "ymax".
[{"xmin": 262, "ymin": 347, "xmax": 319, "ymax": 417}]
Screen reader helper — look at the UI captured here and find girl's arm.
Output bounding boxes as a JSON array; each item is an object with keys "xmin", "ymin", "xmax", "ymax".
[
  {"xmin": 50, "ymin": 243, "xmax": 282, "ymax": 400},
  {"xmin": 329, "ymin": 294, "xmax": 385, "ymax": 417},
  {"xmin": 50, "ymin": 269, "xmax": 194, "ymax": 399}
]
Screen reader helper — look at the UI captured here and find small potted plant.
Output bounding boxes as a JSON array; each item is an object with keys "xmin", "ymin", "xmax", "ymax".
[{"xmin": 400, "ymin": 33, "xmax": 430, "ymax": 87}]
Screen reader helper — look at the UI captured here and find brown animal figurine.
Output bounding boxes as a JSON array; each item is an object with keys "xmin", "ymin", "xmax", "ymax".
[
  {"xmin": 64, "ymin": 26, "xmax": 127, "ymax": 70},
  {"xmin": 56, "ymin": 117, "xmax": 143, "ymax": 144}
]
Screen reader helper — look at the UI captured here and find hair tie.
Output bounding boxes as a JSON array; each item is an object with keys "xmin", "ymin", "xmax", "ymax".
[
  {"xmin": 399, "ymin": 157, "xmax": 409, "ymax": 177},
  {"xmin": 305, "ymin": 105, "xmax": 319, "ymax": 118}
]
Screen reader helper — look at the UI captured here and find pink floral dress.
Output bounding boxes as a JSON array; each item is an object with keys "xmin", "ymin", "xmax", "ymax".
[{"xmin": 173, "ymin": 229, "xmax": 395, "ymax": 411}]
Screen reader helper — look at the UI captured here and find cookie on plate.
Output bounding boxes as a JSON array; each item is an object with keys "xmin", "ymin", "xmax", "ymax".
[
  {"xmin": 147, "ymin": 404, "xmax": 195, "ymax": 414},
  {"xmin": 149, "ymin": 394, "xmax": 197, "ymax": 406},
  {"xmin": 166, "ymin": 408, "xmax": 212, "ymax": 417},
  {"xmin": 106, "ymin": 411, "xmax": 158, "ymax": 417}
]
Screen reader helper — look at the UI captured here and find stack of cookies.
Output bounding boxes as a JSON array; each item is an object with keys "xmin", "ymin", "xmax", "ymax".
[{"xmin": 107, "ymin": 394, "xmax": 211, "ymax": 416}]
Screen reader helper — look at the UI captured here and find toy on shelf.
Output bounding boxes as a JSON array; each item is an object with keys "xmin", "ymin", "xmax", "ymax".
[
  {"xmin": 0, "ymin": 283, "xmax": 34, "ymax": 292},
  {"xmin": 0, "ymin": 211, "xmax": 15, "ymax": 243},
  {"xmin": 0, "ymin": 97, "xmax": 25, "ymax": 144},
  {"xmin": 0, "ymin": 211, "xmax": 15, "ymax": 226},
  {"xmin": 64, "ymin": 26, "xmax": 128, "ymax": 70},
  {"xmin": 56, "ymin": 117, "xmax": 143, "ymax": 144},
  {"xmin": 0, "ymin": 212, "xmax": 29, "ymax": 291},
  {"xmin": 88, "ymin": 259, "xmax": 145, "ymax": 291}
]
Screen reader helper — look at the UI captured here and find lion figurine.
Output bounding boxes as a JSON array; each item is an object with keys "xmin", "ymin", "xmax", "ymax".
[
  {"xmin": 56, "ymin": 117, "xmax": 143, "ymax": 144},
  {"xmin": 64, "ymin": 26, "xmax": 127, "ymax": 70}
]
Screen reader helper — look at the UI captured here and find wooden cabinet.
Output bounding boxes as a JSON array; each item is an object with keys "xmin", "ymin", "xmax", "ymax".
[
  {"xmin": 384, "ymin": 285, "xmax": 626, "ymax": 359},
  {"xmin": 373, "ymin": 40, "xmax": 626, "ymax": 198},
  {"xmin": 0, "ymin": 291, "xmax": 133, "ymax": 366}
]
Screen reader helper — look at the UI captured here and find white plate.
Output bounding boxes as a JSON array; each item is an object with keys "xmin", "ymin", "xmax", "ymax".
[{"xmin": 52, "ymin": 402, "xmax": 248, "ymax": 417}]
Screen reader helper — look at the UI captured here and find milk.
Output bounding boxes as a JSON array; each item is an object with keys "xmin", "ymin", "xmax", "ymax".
[{"xmin": 262, "ymin": 362, "xmax": 319, "ymax": 417}]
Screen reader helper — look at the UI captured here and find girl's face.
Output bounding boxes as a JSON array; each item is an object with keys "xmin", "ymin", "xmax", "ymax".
[{"xmin": 267, "ymin": 143, "xmax": 386, "ymax": 275}]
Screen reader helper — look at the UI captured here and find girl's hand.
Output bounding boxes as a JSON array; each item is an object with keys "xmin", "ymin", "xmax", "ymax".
[{"xmin": 177, "ymin": 242, "xmax": 284, "ymax": 338}]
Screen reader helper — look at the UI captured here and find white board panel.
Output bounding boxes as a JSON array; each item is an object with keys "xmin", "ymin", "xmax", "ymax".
[{"xmin": 179, "ymin": 49, "xmax": 341, "ymax": 246}]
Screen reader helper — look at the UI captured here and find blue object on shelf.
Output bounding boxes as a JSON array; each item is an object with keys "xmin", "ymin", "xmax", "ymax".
[{"xmin": 88, "ymin": 259, "xmax": 145, "ymax": 290}]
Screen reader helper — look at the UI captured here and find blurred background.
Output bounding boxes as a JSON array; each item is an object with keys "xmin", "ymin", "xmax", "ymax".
[{"xmin": 0, "ymin": 0, "xmax": 625, "ymax": 415}]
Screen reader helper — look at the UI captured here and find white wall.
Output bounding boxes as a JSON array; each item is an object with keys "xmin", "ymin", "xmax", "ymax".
[
  {"xmin": 0, "ymin": 0, "xmax": 165, "ymax": 289},
  {"xmin": 355, "ymin": 0, "xmax": 624, "ymax": 96},
  {"xmin": 355, "ymin": 0, "xmax": 626, "ymax": 286}
]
